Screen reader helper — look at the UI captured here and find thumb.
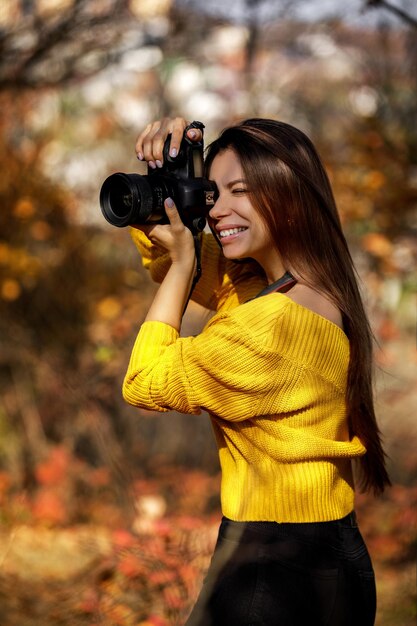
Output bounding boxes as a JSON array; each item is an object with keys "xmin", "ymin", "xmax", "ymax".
[{"xmin": 186, "ymin": 128, "xmax": 203, "ymax": 142}]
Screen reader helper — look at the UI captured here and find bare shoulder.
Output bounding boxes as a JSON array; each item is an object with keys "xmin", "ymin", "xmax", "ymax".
[{"xmin": 286, "ymin": 283, "xmax": 344, "ymax": 330}]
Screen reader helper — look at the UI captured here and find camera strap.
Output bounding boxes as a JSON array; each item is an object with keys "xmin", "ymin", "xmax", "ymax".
[
  {"xmin": 182, "ymin": 234, "xmax": 203, "ymax": 315},
  {"xmin": 193, "ymin": 233, "xmax": 202, "ymax": 287},
  {"xmin": 254, "ymin": 271, "xmax": 297, "ymax": 298}
]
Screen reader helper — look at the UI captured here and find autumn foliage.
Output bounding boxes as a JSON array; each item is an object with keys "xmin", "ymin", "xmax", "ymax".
[{"xmin": 0, "ymin": 1, "xmax": 417, "ymax": 624}]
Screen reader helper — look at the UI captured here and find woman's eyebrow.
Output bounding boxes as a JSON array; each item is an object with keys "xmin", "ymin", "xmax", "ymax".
[{"xmin": 225, "ymin": 178, "xmax": 247, "ymax": 189}]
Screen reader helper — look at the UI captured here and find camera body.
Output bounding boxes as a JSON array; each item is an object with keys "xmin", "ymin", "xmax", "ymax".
[{"xmin": 99, "ymin": 122, "xmax": 217, "ymax": 233}]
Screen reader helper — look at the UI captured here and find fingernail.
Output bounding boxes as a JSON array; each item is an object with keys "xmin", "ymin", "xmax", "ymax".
[
  {"xmin": 165, "ymin": 197, "xmax": 174, "ymax": 208},
  {"xmin": 170, "ymin": 147, "xmax": 177, "ymax": 158},
  {"xmin": 156, "ymin": 160, "xmax": 163, "ymax": 168},
  {"xmin": 148, "ymin": 161, "xmax": 156, "ymax": 169},
  {"xmin": 188, "ymin": 130, "xmax": 196, "ymax": 138},
  {"xmin": 137, "ymin": 152, "xmax": 144, "ymax": 160}
]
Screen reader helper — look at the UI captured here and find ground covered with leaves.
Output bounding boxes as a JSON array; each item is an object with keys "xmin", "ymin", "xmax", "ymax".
[{"xmin": 0, "ymin": 477, "xmax": 416, "ymax": 626}]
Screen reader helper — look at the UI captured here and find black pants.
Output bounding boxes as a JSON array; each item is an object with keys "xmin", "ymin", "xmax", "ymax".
[{"xmin": 185, "ymin": 512, "xmax": 376, "ymax": 626}]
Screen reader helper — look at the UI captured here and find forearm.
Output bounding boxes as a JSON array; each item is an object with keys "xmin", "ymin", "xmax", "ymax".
[{"xmin": 145, "ymin": 259, "xmax": 196, "ymax": 331}]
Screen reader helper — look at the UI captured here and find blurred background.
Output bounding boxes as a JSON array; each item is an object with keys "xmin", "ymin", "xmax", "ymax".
[{"xmin": 0, "ymin": 0, "xmax": 416, "ymax": 624}]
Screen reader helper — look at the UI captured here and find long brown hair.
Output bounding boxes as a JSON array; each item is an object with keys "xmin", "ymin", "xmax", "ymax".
[{"xmin": 205, "ymin": 118, "xmax": 390, "ymax": 495}]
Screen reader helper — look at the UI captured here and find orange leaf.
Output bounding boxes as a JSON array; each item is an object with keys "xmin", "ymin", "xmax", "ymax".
[
  {"xmin": 35, "ymin": 446, "xmax": 71, "ymax": 486},
  {"xmin": 117, "ymin": 553, "xmax": 146, "ymax": 579},
  {"xmin": 32, "ymin": 489, "xmax": 67, "ymax": 524}
]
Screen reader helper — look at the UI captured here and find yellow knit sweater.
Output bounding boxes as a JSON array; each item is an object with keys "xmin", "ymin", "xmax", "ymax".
[{"xmin": 123, "ymin": 229, "xmax": 366, "ymax": 523}]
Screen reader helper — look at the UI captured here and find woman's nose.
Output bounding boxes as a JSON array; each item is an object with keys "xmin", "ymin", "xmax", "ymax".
[{"xmin": 208, "ymin": 194, "xmax": 229, "ymax": 220}]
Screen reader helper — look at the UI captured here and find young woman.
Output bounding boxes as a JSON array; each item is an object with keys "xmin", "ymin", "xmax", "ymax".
[{"xmin": 123, "ymin": 117, "xmax": 390, "ymax": 625}]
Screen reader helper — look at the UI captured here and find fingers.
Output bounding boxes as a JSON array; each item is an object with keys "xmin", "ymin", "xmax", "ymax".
[
  {"xmin": 133, "ymin": 198, "xmax": 185, "ymax": 241},
  {"xmin": 137, "ymin": 120, "xmax": 166, "ymax": 169},
  {"xmin": 135, "ymin": 117, "xmax": 185, "ymax": 167},
  {"xmin": 167, "ymin": 120, "xmax": 189, "ymax": 159},
  {"xmin": 135, "ymin": 117, "xmax": 203, "ymax": 167}
]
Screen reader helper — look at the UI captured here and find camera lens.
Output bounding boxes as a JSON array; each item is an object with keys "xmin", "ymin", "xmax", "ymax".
[
  {"xmin": 100, "ymin": 173, "xmax": 154, "ymax": 227},
  {"xmin": 107, "ymin": 177, "xmax": 132, "ymax": 217}
]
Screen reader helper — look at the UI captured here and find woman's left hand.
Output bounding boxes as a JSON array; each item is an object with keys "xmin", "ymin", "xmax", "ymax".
[{"xmin": 139, "ymin": 197, "xmax": 196, "ymax": 271}]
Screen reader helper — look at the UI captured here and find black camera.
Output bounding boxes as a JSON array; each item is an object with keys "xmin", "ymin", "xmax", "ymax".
[{"xmin": 99, "ymin": 121, "xmax": 217, "ymax": 233}]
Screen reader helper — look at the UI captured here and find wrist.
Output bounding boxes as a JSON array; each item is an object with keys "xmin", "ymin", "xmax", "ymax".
[{"xmin": 170, "ymin": 255, "xmax": 196, "ymax": 275}]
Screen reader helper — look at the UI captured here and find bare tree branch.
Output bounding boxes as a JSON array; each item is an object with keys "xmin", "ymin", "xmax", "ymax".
[
  {"xmin": 365, "ymin": 0, "xmax": 417, "ymax": 29},
  {"xmin": 0, "ymin": 0, "xmax": 142, "ymax": 90}
]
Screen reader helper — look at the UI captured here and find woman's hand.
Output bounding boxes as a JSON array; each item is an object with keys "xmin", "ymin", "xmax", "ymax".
[
  {"xmin": 142, "ymin": 198, "xmax": 198, "ymax": 329},
  {"xmin": 140, "ymin": 197, "xmax": 196, "ymax": 271},
  {"xmin": 135, "ymin": 117, "xmax": 203, "ymax": 169}
]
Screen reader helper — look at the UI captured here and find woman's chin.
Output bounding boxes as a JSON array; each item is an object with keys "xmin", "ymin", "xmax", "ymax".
[
  {"xmin": 222, "ymin": 249, "xmax": 243, "ymax": 260},
  {"xmin": 222, "ymin": 249, "xmax": 253, "ymax": 263}
]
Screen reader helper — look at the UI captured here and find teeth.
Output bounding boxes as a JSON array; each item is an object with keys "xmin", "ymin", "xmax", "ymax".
[{"xmin": 219, "ymin": 227, "xmax": 247, "ymax": 238}]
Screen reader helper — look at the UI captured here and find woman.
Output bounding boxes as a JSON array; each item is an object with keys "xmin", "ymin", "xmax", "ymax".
[{"xmin": 123, "ymin": 117, "xmax": 390, "ymax": 625}]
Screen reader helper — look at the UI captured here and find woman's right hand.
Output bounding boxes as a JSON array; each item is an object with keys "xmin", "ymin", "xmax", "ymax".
[{"xmin": 135, "ymin": 117, "xmax": 203, "ymax": 169}]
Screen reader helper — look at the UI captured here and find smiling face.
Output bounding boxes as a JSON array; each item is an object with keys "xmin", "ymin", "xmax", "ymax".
[{"xmin": 208, "ymin": 148, "xmax": 285, "ymax": 281}]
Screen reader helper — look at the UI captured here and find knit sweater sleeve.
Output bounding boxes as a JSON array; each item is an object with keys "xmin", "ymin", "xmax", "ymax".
[{"xmin": 123, "ymin": 298, "xmax": 296, "ymax": 419}]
